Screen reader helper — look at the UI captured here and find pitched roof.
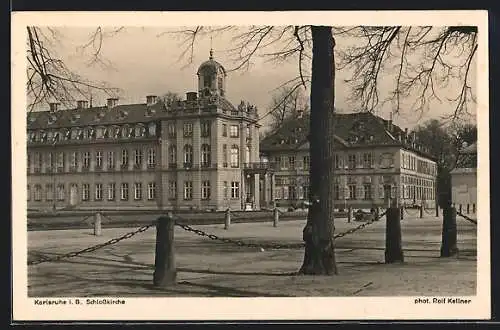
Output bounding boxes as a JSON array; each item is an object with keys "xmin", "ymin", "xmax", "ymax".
[{"xmin": 260, "ymin": 111, "xmax": 435, "ymax": 160}]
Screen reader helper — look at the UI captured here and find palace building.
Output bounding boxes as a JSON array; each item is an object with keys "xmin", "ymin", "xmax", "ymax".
[
  {"xmin": 26, "ymin": 51, "xmax": 270, "ymax": 211},
  {"xmin": 259, "ymin": 111, "xmax": 438, "ymax": 210}
]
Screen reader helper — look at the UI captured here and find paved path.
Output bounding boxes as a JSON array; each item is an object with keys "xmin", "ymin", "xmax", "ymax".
[{"xmin": 27, "ymin": 214, "xmax": 477, "ymax": 297}]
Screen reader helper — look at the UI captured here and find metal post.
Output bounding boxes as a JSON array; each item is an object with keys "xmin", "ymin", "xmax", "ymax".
[
  {"xmin": 153, "ymin": 213, "xmax": 176, "ymax": 287},
  {"xmin": 273, "ymin": 207, "xmax": 279, "ymax": 227},
  {"xmin": 400, "ymin": 206, "xmax": 404, "ymax": 220},
  {"xmin": 467, "ymin": 204, "xmax": 470, "ymax": 214},
  {"xmin": 385, "ymin": 207, "xmax": 404, "ymax": 263},
  {"xmin": 419, "ymin": 204, "xmax": 423, "ymax": 219},
  {"xmin": 440, "ymin": 206, "xmax": 459, "ymax": 257},
  {"xmin": 94, "ymin": 212, "xmax": 102, "ymax": 236},
  {"xmin": 347, "ymin": 206, "xmax": 352, "ymax": 223},
  {"xmin": 224, "ymin": 208, "xmax": 231, "ymax": 230}
]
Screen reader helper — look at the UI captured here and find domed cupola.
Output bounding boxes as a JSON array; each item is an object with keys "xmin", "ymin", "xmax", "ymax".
[{"xmin": 197, "ymin": 49, "xmax": 227, "ymax": 98}]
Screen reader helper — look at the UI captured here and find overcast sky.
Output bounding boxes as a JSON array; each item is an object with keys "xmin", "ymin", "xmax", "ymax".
[{"xmin": 41, "ymin": 26, "xmax": 477, "ymax": 132}]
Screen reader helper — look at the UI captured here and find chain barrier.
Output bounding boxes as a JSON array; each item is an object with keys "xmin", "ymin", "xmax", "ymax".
[
  {"xmin": 404, "ymin": 207, "xmax": 420, "ymax": 217},
  {"xmin": 28, "ymin": 223, "xmax": 155, "ymax": 266},
  {"xmin": 456, "ymin": 211, "xmax": 477, "ymax": 225}
]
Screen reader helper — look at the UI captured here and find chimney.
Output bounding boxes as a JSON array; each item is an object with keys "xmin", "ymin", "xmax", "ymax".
[
  {"xmin": 49, "ymin": 102, "xmax": 60, "ymax": 113},
  {"xmin": 186, "ymin": 92, "xmax": 197, "ymax": 102},
  {"xmin": 107, "ymin": 98, "xmax": 118, "ymax": 109},
  {"xmin": 76, "ymin": 100, "xmax": 89, "ymax": 109},
  {"xmin": 146, "ymin": 95, "xmax": 158, "ymax": 106},
  {"xmin": 388, "ymin": 112, "xmax": 393, "ymax": 132}
]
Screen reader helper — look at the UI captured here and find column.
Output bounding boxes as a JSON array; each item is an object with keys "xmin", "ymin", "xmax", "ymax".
[
  {"xmin": 271, "ymin": 173, "xmax": 276, "ymax": 207},
  {"xmin": 254, "ymin": 173, "xmax": 260, "ymax": 210}
]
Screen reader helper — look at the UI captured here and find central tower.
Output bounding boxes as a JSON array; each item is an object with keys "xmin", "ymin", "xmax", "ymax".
[{"xmin": 197, "ymin": 49, "xmax": 227, "ymax": 98}]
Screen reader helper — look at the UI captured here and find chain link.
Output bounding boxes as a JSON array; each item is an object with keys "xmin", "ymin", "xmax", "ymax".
[
  {"xmin": 456, "ymin": 211, "xmax": 477, "ymax": 225},
  {"xmin": 28, "ymin": 223, "xmax": 154, "ymax": 266}
]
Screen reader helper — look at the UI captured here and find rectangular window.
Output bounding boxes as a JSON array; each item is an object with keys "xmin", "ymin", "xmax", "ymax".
[
  {"xmin": 303, "ymin": 156, "xmax": 310, "ymax": 171},
  {"xmin": 134, "ymin": 149, "xmax": 143, "ymax": 168},
  {"xmin": 348, "ymin": 154, "xmax": 356, "ymax": 169},
  {"xmin": 222, "ymin": 123, "xmax": 228, "ymax": 137},
  {"xmin": 167, "ymin": 123, "xmax": 176, "ymax": 138},
  {"xmin": 183, "ymin": 123, "xmax": 193, "ymax": 137},
  {"xmin": 57, "ymin": 184, "xmax": 65, "ymax": 201},
  {"xmin": 95, "ymin": 183, "xmax": 103, "ymax": 200},
  {"xmin": 70, "ymin": 152, "xmax": 78, "ymax": 171},
  {"xmin": 223, "ymin": 181, "xmax": 228, "ymax": 199},
  {"xmin": 334, "ymin": 154, "xmax": 341, "ymax": 169},
  {"xmin": 107, "ymin": 183, "xmax": 115, "ymax": 201},
  {"xmin": 184, "ymin": 181, "xmax": 193, "ymax": 200},
  {"xmin": 230, "ymin": 125, "xmax": 239, "ymax": 138},
  {"xmin": 363, "ymin": 153, "xmax": 373, "ymax": 168},
  {"xmin": 288, "ymin": 156, "xmax": 296, "ymax": 170},
  {"xmin": 222, "ymin": 144, "xmax": 228, "ymax": 167},
  {"xmin": 231, "ymin": 181, "xmax": 240, "ymax": 199},
  {"xmin": 34, "ymin": 184, "xmax": 42, "ymax": 201},
  {"xmin": 45, "ymin": 184, "xmax": 54, "ymax": 201},
  {"xmin": 82, "ymin": 183, "xmax": 90, "ymax": 201},
  {"xmin": 364, "ymin": 184, "xmax": 372, "ymax": 200},
  {"xmin": 148, "ymin": 182, "xmax": 156, "ymax": 200},
  {"xmin": 147, "ymin": 148, "xmax": 156, "ymax": 168},
  {"xmin": 27, "ymin": 153, "xmax": 31, "ymax": 173},
  {"xmin": 201, "ymin": 180, "xmax": 211, "ymax": 200},
  {"xmin": 348, "ymin": 184, "xmax": 356, "ymax": 199},
  {"xmin": 121, "ymin": 149, "xmax": 129, "ymax": 168},
  {"xmin": 334, "ymin": 185, "xmax": 340, "ymax": 200},
  {"xmin": 107, "ymin": 151, "xmax": 115, "ymax": 170},
  {"xmin": 168, "ymin": 181, "xmax": 177, "ymax": 200},
  {"xmin": 134, "ymin": 182, "xmax": 142, "ymax": 200},
  {"xmin": 96, "ymin": 151, "xmax": 103, "ymax": 169},
  {"xmin": 47, "ymin": 153, "xmax": 54, "ymax": 172},
  {"xmin": 120, "ymin": 183, "xmax": 129, "ymax": 200},
  {"xmin": 201, "ymin": 121, "xmax": 211, "ymax": 137},
  {"xmin": 34, "ymin": 152, "xmax": 42, "ymax": 173},
  {"xmin": 83, "ymin": 152, "xmax": 90, "ymax": 169}
]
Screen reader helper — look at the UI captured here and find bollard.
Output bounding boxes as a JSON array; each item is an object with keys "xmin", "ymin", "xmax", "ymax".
[
  {"xmin": 385, "ymin": 207, "xmax": 404, "ymax": 263},
  {"xmin": 224, "ymin": 208, "xmax": 231, "ymax": 230},
  {"xmin": 440, "ymin": 206, "xmax": 459, "ymax": 257},
  {"xmin": 473, "ymin": 203, "xmax": 476, "ymax": 214},
  {"xmin": 273, "ymin": 208, "xmax": 279, "ymax": 227},
  {"xmin": 419, "ymin": 205, "xmax": 423, "ymax": 219},
  {"xmin": 153, "ymin": 213, "xmax": 176, "ymax": 287},
  {"xmin": 435, "ymin": 204, "xmax": 439, "ymax": 217},
  {"xmin": 94, "ymin": 212, "xmax": 102, "ymax": 236},
  {"xmin": 347, "ymin": 206, "xmax": 352, "ymax": 223},
  {"xmin": 467, "ymin": 204, "xmax": 470, "ymax": 214},
  {"xmin": 375, "ymin": 207, "xmax": 380, "ymax": 220}
]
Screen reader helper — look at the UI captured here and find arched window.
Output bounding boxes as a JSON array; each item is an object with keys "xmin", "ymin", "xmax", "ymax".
[
  {"xmin": 184, "ymin": 144, "xmax": 193, "ymax": 165},
  {"xmin": 148, "ymin": 122, "xmax": 157, "ymax": 136},
  {"xmin": 245, "ymin": 146, "xmax": 251, "ymax": 164},
  {"xmin": 230, "ymin": 145, "xmax": 239, "ymax": 168},
  {"xmin": 201, "ymin": 144, "xmax": 211, "ymax": 167},
  {"xmin": 168, "ymin": 145, "xmax": 177, "ymax": 166}
]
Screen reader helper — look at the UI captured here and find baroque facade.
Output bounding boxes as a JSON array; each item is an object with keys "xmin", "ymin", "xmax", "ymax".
[
  {"xmin": 26, "ymin": 51, "xmax": 268, "ymax": 211},
  {"xmin": 259, "ymin": 112, "xmax": 438, "ymax": 210}
]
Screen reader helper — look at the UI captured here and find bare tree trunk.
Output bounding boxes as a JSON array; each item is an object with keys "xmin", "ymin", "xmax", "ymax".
[{"xmin": 298, "ymin": 26, "xmax": 337, "ymax": 275}]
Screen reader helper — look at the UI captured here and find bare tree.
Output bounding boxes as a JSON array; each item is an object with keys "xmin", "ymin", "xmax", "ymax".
[
  {"xmin": 268, "ymin": 86, "xmax": 309, "ymax": 130},
  {"xmin": 26, "ymin": 26, "xmax": 122, "ymax": 111},
  {"xmin": 334, "ymin": 26, "xmax": 478, "ymax": 120}
]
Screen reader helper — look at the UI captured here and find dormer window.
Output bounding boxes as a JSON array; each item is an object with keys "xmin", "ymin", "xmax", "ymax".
[
  {"xmin": 113, "ymin": 126, "xmax": 121, "ymax": 139},
  {"xmin": 64, "ymin": 129, "xmax": 71, "ymax": 141},
  {"xmin": 135, "ymin": 124, "xmax": 145, "ymax": 137},
  {"xmin": 48, "ymin": 115, "xmax": 57, "ymax": 125},
  {"xmin": 118, "ymin": 110, "xmax": 128, "ymax": 120},
  {"xmin": 47, "ymin": 131, "xmax": 53, "ymax": 142},
  {"xmin": 148, "ymin": 122, "xmax": 157, "ymax": 136}
]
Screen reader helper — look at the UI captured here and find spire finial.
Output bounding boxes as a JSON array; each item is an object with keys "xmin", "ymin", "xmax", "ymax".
[{"xmin": 209, "ymin": 36, "xmax": 214, "ymax": 60}]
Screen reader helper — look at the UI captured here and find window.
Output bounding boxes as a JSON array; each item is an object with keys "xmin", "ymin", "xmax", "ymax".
[
  {"xmin": 246, "ymin": 125, "xmax": 251, "ymax": 138},
  {"xmin": 289, "ymin": 156, "xmax": 296, "ymax": 170},
  {"xmin": 107, "ymin": 151, "xmax": 115, "ymax": 170},
  {"xmin": 230, "ymin": 125, "xmax": 239, "ymax": 138},
  {"xmin": 303, "ymin": 185, "xmax": 309, "ymax": 201},
  {"xmin": 168, "ymin": 145, "xmax": 177, "ymax": 166},
  {"xmin": 348, "ymin": 184, "xmax": 356, "ymax": 199},
  {"xmin": 96, "ymin": 151, "xmax": 103, "ymax": 169},
  {"xmin": 147, "ymin": 148, "xmax": 156, "ymax": 168},
  {"xmin": 33, "ymin": 152, "xmax": 41, "ymax": 172},
  {"xmin": 184, "ymin": 144, "xmax": 193, "ymax": 165},
  {"xmin": 27, "ymin": 153, "xmax": 31, "ymax": 173},
  {"xmin": 148, "ymin": 182, "xmax": 156, "ymax": 200},
  {"xmin": 230, "ymin": 145, "xmax": 239, "ymax": 168},
  {"xmin": 204, "ymin": 74, "xmax": 212, "ymax": 88},
  {"xmin": 168, "ymin": 181, "xmax": 177, "ymax": 200},
  {"xmin": 288, "ymin": 186, "xmax": 297, "ymax": 200},
  {"xmin": 47, "ymin": 153, "xmax": 54, "ymax": 172},
  {"xmin": 121, "ymin": 149, "xmax": 129, "ymax": 168},
  {"xmin": 303, "ymin": 156, "xmax": 310, "ymax": 170},
  {"xmin": 82, "ymin": 183, "xmax": 90, "ymax": 201},
  {"xmin": 222, "ymin": 124, "xmax": 228, "ymax": 137},
  {"xmin": 46, "ymin": 184, "xmax": 54, "ymax": 201},
  {"xmin": 148, "ymin": 122, "xmax": 157, "ymax": 136},
  {"xmin": 231, "ymin": 182, "xmax": 240, "ymax": 199},
  {"xmin": 70, "ymin": 152, "xmax": 78, "ymax": 171},
  {"xmin": 120, "ymin": 183, "xmax": 129, "ymax": 200},
  {"xmin": 34, "ymin": 184, "xmax": 42, "ymax": 201},
  {"xmin": 334, "ymin": 154, "xmax": 341, "ymax": 169},
  {"xmin": 348, "ymin": 154, "xmax": 356, "ymax": 169},
  {"xmin": 27, "ymin": 185, "xmax": 31, "ymax": 201},
  {"xmin": 134, "ymin": 149, "xmax": 143, "ymax": 168},
  {"xmin": 57, "ymin": 184, "xmax": 65, "ymax": 201},
  {"xmin": 184, "ymin": 181, "xmax": 193, "ymax": 200},
  {"xmin": 167, "ymin": 123, "xmax": 176, "ymax": 138},
  {"xmin": 134, "ymin": 182, "xmax": 142, "ymax": 200},
  {"xmin": 183, "ymin": 123, "xmax": 193, "ymax": 137},
  {"xmin": 201, "ymin": 144, "xmax": 211, "ymax": 167},
  {"xmin": 201, "ymin": 121, "xmax": 211, "ymax": 137},
  {"xmin": 363, "ymin": 184, "xmax": 372, "ymax": 200},
  {"xmin": 223, "ymin": 181, "xmax": 228, "ymax": 199},
  {"xmin": 363, "ymin": 153, "xmax": 373, "ymax": 168},
  {"xmin": 201, "ymin": 180, "xmax": 211, "ymax": 200},
  {"xmin": 333, "ymin": 185, "xmax": 340, "ymax": 200},
  {"xmin": 108, "ymin": 183, "xmax": 115, "ymax": 200},
  {"xmin": 83, "ymin": 152, "xmax": 90, "ymax": 169},
  {"xmin": 222, "ymin": 144, "xmax": 228, "ymax": 167},
  {"xmin": 95, "ymin": 183, "xmax": 103, "ymax": 200}
]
